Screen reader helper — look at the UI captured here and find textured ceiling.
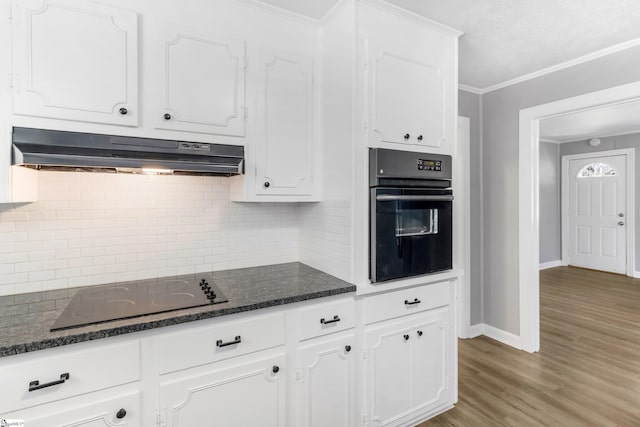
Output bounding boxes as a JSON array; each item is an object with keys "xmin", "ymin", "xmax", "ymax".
[
  {"xmin": 257, "ymin": 0, "xmax": 640, "ymax": 91},
  {"xmin": 540, "ymin": 100, "xmax": 640, "ymax": 143}
]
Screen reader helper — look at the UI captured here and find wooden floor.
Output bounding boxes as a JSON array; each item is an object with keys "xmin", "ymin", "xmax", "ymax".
[{"xmin": 421, "ymin": 266, "xmax": 640, "ymax": 427}]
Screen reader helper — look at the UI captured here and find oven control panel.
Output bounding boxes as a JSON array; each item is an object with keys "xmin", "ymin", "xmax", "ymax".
[{"xmin": 417, "ymin": 159, "xmax": 442, "ymax": 172}]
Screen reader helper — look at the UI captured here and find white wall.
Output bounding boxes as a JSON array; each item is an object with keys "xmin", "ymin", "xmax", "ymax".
[
  {"xmin": 539, "ymin": 141, "xmax": 561, "ymax": 264},
  {"xmin": 481, "ymin": 45, "xmax": 640, "ymax": 335},
  {"xmin": 0, "ymin": 171, "xmax": 299, "ymax": 296}
]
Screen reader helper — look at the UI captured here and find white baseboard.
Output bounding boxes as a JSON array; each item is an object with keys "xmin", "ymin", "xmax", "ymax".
[
  {"xmin": 465, "ymin": 323, "xmax": 523, "ymax": 350},
  {"xmin": 633, "ymin": 271, "xmax": 640, "ymax": 279},
  {"xmin": 539, "ymin": 260, "xmax": 562, "ymax": 270},
  {"xmin": 468, "ymin": 324, "xmax": 484, "ymax": 338}
]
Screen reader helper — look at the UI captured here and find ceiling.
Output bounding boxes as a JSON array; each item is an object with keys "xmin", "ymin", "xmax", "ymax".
[
  {"xmin": 539, "ymin": 100, "xmax": 640, "ymax": 143},
  {"xmin": 257, "ymin": 0, "xmax": 640, "ymax": 91}
]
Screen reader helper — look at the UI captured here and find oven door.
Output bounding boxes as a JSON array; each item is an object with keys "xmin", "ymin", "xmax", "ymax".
[{"xmin": 370, "ymin": 187, "xmax": 453, "ymax": 283}]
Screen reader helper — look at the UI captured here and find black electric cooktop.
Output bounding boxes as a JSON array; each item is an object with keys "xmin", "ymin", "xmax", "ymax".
[{"xmin": 51, "ymin": 274, "xmax": 228, "ymax": 331}]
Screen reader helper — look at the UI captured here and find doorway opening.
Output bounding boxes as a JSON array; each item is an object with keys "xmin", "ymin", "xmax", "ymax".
[{"xmin": 518, "ymin": 81, "xmax": 640, "ymax": 353}]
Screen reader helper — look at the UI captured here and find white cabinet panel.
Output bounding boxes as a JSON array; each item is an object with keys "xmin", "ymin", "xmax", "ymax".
[
  {"xmin": 368, "ymin": 45, "xmax": 445, "ymax": 148},
  {"xmin": 3, "ymin": 391, "xmax": 141, "ymax": 427},
  {"xmin": 153, "ymin": 24, "xmax": 246, "ymax": 136},
  {"xmin": 252, "ymin": 49, "xmax": 314, "ymax": 196},
  {"xmin": 12, "ymin": 0, "xmax": 138, "ymax": 126},
  {"xmin": 411, "ymin": 316, "xmax": 448, "ymax": 410},
  {"xmin": 160, "ymin": 354, "xmax": 286, "ymax": 427},
  {"xmin": 296, "ymin": 335, "xmax": 355, "ymax": 427}
]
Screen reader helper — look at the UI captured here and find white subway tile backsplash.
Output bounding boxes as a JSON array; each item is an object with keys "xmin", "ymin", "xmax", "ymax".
[{"xmin": 0, "ymin": 171, "xmax": 301, "ymax": 294}]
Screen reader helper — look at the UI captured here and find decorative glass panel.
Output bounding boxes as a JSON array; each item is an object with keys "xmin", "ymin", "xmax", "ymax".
[{"xmin": 577, "ymin": 162, "xmax": 617, "ymax": 178}]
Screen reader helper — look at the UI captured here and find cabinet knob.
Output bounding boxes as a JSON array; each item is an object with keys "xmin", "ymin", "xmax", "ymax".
[
  {"xmin": 272, "ymin": 365, "xmax": 280, "ymax": 374},
  {"xmin": 163, "ymin": 113, "xmax": 172, "ymax": 120},
  {"xmin": 119, "ymin": 107, "xmax": 128, "ymax": 115},
  {"xmin": 264, "ymin": 182, "xmax": 270, "ymax": 188},
  {"xmin": 345, "ymin": 345, "xmax": 352, "ymax": 353},
  {"xmin": 116, "ymin": 408, "xmax": 127, "ymax": 419},
  {"xmin": 404, "ymin": 133, "xmax": 410, "ymax": 140},
  {"xmin": 417, "ymin": 330, "xmax": 423, "ymax": 337},
  {"xmin": 403, "ymin": 334, "xmax": 410, "ymax": 341},
  {"xmin": 417, "ymin": 135, "xmax": 423, "ymax": 141}
]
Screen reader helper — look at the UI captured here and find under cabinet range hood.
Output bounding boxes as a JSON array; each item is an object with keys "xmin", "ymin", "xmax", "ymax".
[{"xmin": 11, "ymin": 127, "xmax": 244, "ymax": 176}]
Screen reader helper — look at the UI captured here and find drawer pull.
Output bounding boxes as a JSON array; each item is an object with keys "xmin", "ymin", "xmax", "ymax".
[
  {"xmin": 29, "ymin": 373, "xmax": 70, "ymax": 392},
  {"xmin": 404, "ymin": 298, "xmax": 421, "ymax": 306},
  {"xmin": 320, "ymin": 315, "xmax": 341, "ymax": 325},
  {"xmin": 216, "ymin": 336, "xmax": 241, "ymax": 348}
]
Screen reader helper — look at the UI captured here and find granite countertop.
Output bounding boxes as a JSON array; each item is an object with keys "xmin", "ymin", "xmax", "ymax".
[{"xmin": 0, "ymin": 262, "xmax": 356, "ymax": 357}]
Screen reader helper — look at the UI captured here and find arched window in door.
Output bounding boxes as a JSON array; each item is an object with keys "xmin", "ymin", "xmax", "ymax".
[{"xmin": 576, "ymin": 162, "xmax": 618, "ymax": 178}]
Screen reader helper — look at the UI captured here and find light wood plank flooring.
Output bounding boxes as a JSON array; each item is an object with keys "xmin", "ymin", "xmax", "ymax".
[{"xmin": 421, "ymin": 266, "xmax": 640, "ymax": 426}]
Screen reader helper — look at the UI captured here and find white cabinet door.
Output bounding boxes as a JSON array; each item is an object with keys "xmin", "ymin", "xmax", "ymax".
[
  {"xmin": 366, "ymin": 38, "xmax": 446, "ymax": 148},
  {"xmin": 251, "ymin": 48, "xmax": 315, "ymax": 196},
  {"xmin": 152, "ymin": 24, "xmax": 246, "ymax": 137},
  {"xmin": 411, "ymin": 311, "xmax": 451, "ymax": 413},
  {"xmin": 296, "ymin": 335, "xmax": 355, "ymax": 427},
  {"xmin": 365, "ymin": 318, "xmax": 413, "ymax": 425},
  {"xmin": 12, "ymin": 0, "xmax": 138, "ymax": 126},
  {"xmin": 159, "ymin": 354, "xmax": 286, "ymax": 427},
  {"xmin": 2, "ymin": 391, "xmax": 141, "ymax": 427},
  {"xmin": 364, "ymin": 309, "xmax": 453, "ymax": 426}
]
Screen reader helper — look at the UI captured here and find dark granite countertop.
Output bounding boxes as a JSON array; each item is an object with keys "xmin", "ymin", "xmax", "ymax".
[{"xmin": 0, "ymin": 262, "xmax": 356, "ymax": 357}]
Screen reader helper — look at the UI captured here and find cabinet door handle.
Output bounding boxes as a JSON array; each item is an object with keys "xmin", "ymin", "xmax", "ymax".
[
  {"xmin": 29, "ymin": 373, "xmax": 70, "ymax": 392},
  {"xmin": 417, "ymin": 330, "xmax": 423, "ymax": 337},
  {"xmin": 404, "ymin": 298, "xmax": 421, "ymax": 306},
  {"xmin": 216, "ymin": 335, "xmax": 241, "ymax": 347},
  {"xmin": 264, "ymin": 181, "xmax": 270, "ymax": 188},
  {"xmin": 119, "ymin": 107, "xmax": 128, "ymax": 115},
  {"xmin": 163, "ymin": 113, "xmax": 172, "ymax": 120},
  {"xmin": 116, "ymin": 408, "xmax": 127, "ymax": 419},
  {"xmin": 404, "ymin": 133, "xmax": 410, "ymax": 140},
  {"xmin": 345, "ymin": 345, "xmax": 352, "ymax": 353},
  {"xmin": 272, "ymin": 365, "xmax": 280, "ymax": 374},
  {"xmin": 320, "ymin": 315, "xmax": 341, "ymax": 325},
  {"xmin": 417, "ymin": 135, "xmax": 423, "ymax": 141},
  {"xmin": 403, "ymin": 334, "xmax": 410, "ymax": 341}
]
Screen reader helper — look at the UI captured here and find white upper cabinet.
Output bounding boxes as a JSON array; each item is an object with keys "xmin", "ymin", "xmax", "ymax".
[
  {"xmin": 11, "ymin": 0, "xmax": 138, "ymax": 126},
  {"xmin": 152, "ymin": 24, "xmax": 246, "ymax": 136},
  {"xmin": 231, "ymin": 46, "xmax": 318, "ymax": 201},
  {"xmin": 359, "ymin": 1, "xmax": 460, "ymax": 153}
]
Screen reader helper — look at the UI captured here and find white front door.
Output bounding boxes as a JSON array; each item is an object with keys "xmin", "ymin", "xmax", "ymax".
[{"xmin": 567, "ymin": 154, "xmax": 627, "ymax": 273}]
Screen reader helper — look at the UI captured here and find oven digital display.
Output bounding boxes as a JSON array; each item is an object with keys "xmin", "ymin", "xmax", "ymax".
[{"xmin": 417, "ymin": 159, "xmax": 442, "ymax": 171}]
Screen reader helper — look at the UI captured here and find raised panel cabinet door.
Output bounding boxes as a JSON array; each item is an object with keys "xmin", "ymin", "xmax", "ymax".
[
  {"xmin": 153, "ymin": 24, "xmax": 246, "ymax": 136},
  {"xmin": 159, "ymin": 354, "xmax": 286, "ymax": 427},
  {"xmin": 365, "ymin": 319, "xmax": 413, "ymax": 426},
  {"xmin": 2, "ymin": 391, "xmax": 141, "ymax": 427},
  {"xmin": 366, "ymin": 39, "xmax": 446, "ymax": 148},
  {"xmin": 296, "ymin": 336, "xmax": 355, "ymax": 427},
  {"xmin": 252, "ymin": 48, "xmax": 314, "ymax": 196},
  {"xmin": 411, "ymin": 310, "xmax": 450, "ymax": 412},
  {"xmin": 12, "ymin": 0, "xmax": 138, "ymax": 126}
]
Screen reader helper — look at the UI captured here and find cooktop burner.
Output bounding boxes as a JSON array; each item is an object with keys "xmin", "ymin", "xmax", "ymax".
[{"xmin": 51, "ymin": 274, "xmax": 228, "ymax": 331}]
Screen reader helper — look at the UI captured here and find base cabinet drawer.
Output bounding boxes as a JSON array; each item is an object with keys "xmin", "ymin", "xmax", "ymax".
[
  {"xmin": 298, "ymin": 298, "xmax": 355, "ymax": 341},
  {"xmin": 1, "ymin": 391, "xmax": 142, "ymax": 427},
  {"xmin": 157, "ymin": 313, "xmax": 285, "ymax": 374},
  {"xmin": 159, "ymin": 353, "xmax": 286, "ymax": 427},
  {"xmin": 0, "ymin": 340, "xmax": 141, "ymax": 412},
  {"xmin": 363, "ymin": 281, "xmax": 451, "ymax": 324}
]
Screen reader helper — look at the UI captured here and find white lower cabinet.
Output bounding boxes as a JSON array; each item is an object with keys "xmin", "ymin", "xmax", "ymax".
[
  {"xmin": 3, "ymin": 391, "xmax": 141, "ymax": 427},
  {"xmin": 364, "ymin": 308, "xmax": 453, "ymax": 426},
  {"xmin": 158, "ymin": 353, "xmax": 286, "ymax": 427},
  {"xmin": 294, "ymin": 334, "xmax": 356, "ymax": 427}
]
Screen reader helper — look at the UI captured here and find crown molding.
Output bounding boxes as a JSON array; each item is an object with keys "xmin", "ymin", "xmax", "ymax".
[
  {"xmin": 478, "ymin": 36, "xmax": 640, "ymax": 95},
  {"xmin": 358, "ymin": 0, "xmax": 463, "ymax": 37},
  {"xmin": 320, "ymin": 0, "xmax": 353, "ymax": 23},
  {"xmin": 458, "ymin": 84, "xmax": 483, "ymax": 95},
  {"xmin": 234, "ymin": 0, "xmax": 321, "ymax": 25}
]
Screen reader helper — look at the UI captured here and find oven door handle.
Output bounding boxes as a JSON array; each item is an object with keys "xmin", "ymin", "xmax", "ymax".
[{"xmin": 375, "ymin": 195, "xmax": 454, "ymax": 202}]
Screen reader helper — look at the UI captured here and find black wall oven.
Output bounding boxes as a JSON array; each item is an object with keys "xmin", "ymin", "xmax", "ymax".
[{"xmin": 370, "ymin": 148, "xmax": 453, "ymax": 283}]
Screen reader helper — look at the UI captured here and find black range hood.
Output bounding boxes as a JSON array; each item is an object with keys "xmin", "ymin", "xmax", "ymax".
[{"xmin": 11, "ymin": 127, "xmax": 244, "ymax": 176}]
